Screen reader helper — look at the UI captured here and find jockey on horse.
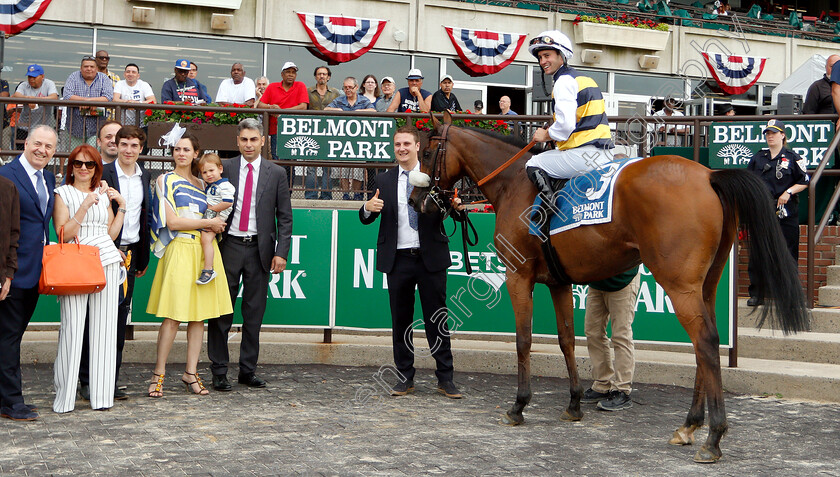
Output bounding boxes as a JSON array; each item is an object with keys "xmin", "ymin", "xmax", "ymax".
[{"xmin": 526, "ymin": 31, "xmax": 615, "ymax": 200}]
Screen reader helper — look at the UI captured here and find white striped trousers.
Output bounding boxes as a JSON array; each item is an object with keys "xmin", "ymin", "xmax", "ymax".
[{"xmin": 53, "ymin": 262, "xmax": 120, "ymax": 413}]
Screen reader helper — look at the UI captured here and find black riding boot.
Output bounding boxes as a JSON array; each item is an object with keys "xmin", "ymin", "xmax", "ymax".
[{"xmin": 527, "ymin": 166, "xmax": 555, "ymax": 202}]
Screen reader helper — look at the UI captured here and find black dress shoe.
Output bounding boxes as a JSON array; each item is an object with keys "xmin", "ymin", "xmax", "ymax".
[
  {"xmin": 213, "ymin": 375, "xmax": 233, "ymax": 392},
  {"xmin": 238, "ymin": 373, "xmax": 267, "ymax": 388},
  {"xmin": 437, "ymin": 381, "xmax": 463, "ymax": 399},
  {"xmin": 114, "ymin": 387, "xmax": 128, "ymax": 400},
  {"xmin": 390, "ymin": 380, "xmax": 415, "ymax": 396},
  {"xmin": 747, "ymin": 296, "xmax": 760, "ymax": 307},
  {"xmin": 79, "ymin": 384, "xmax": 90, "ymax": 401}
]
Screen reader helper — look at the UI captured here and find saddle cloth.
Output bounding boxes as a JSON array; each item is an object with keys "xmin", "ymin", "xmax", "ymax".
[{"xmin": 528, "ymin": 158, "xmax": 641, "ymax": 236}]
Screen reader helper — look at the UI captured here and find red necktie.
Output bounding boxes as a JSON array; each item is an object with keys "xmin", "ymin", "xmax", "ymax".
[{"xmin": 239, "ymin": 163, "xmax": 253, "ymax": 232}]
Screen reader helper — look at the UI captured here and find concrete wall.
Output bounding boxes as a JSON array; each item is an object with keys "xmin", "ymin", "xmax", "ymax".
[{"xmin": 37, "ymin": 0, "xmax": 840, "ymax": 84}]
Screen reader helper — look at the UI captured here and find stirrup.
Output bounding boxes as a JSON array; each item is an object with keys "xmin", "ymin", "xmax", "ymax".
[
  {"xmin": 182, "ymin": 372, "xmax": 209, "ymax": 395},
  {"xmin": 148, "ymin": 373, "xmax": 164, "ymax": 398}
]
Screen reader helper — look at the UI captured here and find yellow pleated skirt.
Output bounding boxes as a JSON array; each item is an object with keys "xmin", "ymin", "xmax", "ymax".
[{"xmin": 147, "ymin": 236, "xmax": 233, "ymax": 322}]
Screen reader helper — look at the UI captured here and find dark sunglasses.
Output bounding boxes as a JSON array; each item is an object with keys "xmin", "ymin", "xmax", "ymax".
[
  {"xmin": 82, "ymin": 55, "xmax": 96, "ymax": 62},
  {"xmin": 96, "ymin": 55, "xmax": 110, "ymax": 60},
  {"xmin": 72, "ymin": 161, "xmax": 96, "ymax": 170}
]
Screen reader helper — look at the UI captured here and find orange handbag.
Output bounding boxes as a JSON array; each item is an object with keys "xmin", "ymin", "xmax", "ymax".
[{"xmin": 39, "ymin": 226, "xmax": 106, "ymax": 295}]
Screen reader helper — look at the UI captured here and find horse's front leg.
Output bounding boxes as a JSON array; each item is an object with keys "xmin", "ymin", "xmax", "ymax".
[
  {"xmin": 501, "ymin": 274, "xmax": 535, "ymax": 426},
  {"xmin": 548, "ymin": 284, "xmax": 583, "ymax": 421}
]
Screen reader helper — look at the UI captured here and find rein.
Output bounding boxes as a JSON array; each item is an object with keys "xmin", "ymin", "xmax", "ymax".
[{"xmin": 475, "ymin": 138, "xmax": 537, "ymax": 187}]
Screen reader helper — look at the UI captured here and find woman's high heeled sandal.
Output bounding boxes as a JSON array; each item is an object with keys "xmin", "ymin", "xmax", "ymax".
[
  {"xmin": 148, "ymin": 373, "xmax": 164, "ymax": 398},
  {"xmin": 182, "ymin": 372, "xmax": 209, "ymax": 395}
]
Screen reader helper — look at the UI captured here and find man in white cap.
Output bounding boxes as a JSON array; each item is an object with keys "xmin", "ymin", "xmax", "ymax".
[
  {"xmin": 376, "ymin": 76, "xmax": 397, "ymax": 112},
  {"xmin": 525, "ymin": 31, "xmax": 613, "ymax": 197},
  {"xmin": 257, "ymin": 61, "xmax": 309, "ymax": 161},
  {"xmin": 430, "ymin": 74, "xmax": 461, "ymax": 113},
  {"xmin": 386, "ymin": 69, "xmax": 432, "ymax": 113}
]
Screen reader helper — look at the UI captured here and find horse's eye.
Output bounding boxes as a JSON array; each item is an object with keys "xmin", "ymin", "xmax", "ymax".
[{"xmin": 423, "ymin": 150, "xmax": 431, "ymax": 158}]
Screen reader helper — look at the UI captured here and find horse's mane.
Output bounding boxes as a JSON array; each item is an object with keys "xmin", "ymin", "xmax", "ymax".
[{"xmin": 461, "ymin": 126, "xmax": 542, "ymax": 154}]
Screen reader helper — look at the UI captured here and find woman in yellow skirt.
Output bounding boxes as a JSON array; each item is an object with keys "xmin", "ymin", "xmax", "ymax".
[{"xmin": 146, "ymin": 130, "xmax": 233, "ymax": 397}]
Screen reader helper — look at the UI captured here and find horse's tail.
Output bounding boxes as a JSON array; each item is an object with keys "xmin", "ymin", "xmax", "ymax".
[{"xmin": 709, "ymin": 169, "xmax": 810, "ymax": 334}]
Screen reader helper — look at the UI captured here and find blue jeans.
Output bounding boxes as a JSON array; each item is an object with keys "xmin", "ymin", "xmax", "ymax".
[{"xmin": 304, "ymin": 167, "xmax": 331, "ymax": 200}]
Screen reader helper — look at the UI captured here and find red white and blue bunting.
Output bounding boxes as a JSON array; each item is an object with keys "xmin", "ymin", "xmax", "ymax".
[
  {"xmin": 701, "ymin": 51, "xmax": 767, "ymax": 96},
  {"xmin": 296, "ymin": 12, "xmax": 387, "ymax": 64},
  {"xmin": 0, "ymin": 0, "xmax": 53, "ymax": 35},
  {"xmin": 444, "ymin": 26, "xmax": 527, "ymax": 76}
]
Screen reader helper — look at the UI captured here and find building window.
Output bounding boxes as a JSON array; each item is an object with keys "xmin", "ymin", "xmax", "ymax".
[{"xmin": 4, "ymin": 23, "xmax": 93, "ymax": 90}]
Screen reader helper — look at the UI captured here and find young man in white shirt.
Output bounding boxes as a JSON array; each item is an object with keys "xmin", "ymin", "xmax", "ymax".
[
  {"xmin": 216, "ymin": 63, "xmax": 256, "ymax": 107},
  {"xmin": 113, "ymin": 63, "xmax": 155, "ymax": 126}
]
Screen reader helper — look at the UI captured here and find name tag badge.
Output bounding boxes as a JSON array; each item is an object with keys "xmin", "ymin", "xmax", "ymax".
[{"xmin": 780, "ymin": 159, "xmax": 789, "ymax": 169}]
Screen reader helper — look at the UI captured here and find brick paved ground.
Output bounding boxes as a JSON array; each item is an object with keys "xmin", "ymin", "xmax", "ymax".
[{"xmin": 1, "ymin": 363, "xmax": 839, "ymax": 476}]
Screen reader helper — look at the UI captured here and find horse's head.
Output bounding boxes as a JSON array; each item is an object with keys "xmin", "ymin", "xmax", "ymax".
[{"xmin": 409, "ymin": 111, "xmax": 466, "ymax": 215}]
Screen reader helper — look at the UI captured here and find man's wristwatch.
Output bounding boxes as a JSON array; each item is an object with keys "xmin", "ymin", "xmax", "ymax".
[{"xmin": 786, "ymin": 189, "xmax": 794, "ymax": 196}]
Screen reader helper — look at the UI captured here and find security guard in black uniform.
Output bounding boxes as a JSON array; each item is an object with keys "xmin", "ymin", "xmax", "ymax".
[{"xmin": 745, "ymin": 119, "xmax": 810, "ymax": 306}]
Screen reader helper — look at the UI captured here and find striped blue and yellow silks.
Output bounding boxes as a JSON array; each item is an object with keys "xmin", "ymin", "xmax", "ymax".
[
  {"xmin": 150, "ymin": 172, "xmax": 207, "ymax": 258},
  {"xmin": 552, "ymin": 65, "xmax": 612, "ymax": 151}
]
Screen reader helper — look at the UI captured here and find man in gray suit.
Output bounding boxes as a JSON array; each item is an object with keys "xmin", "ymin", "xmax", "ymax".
[{"xmin": 207, "ymin": 118, "xmax": 293, "ymax": 391}]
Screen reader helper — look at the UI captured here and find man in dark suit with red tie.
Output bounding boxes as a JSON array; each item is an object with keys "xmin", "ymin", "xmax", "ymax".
[
  {"xmin": 0, "ymin": 125, "xmax": 57, "ymax": 421},
  {"xmin": 360, "ymin": 125, "xmax": 464, "ymax": 399},
  {"xmin": 207, "ymin": 118, "xmax": 293, "ymax": 391}
]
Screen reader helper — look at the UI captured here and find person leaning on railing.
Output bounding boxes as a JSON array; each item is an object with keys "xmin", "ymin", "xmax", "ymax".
[
  {"xmin": 63, "ymin": 56, "xmax": 114, "ymax": 150},
  {"xmin": 12, "ymin": 64, "xmax": 58, "ymax": 148}
]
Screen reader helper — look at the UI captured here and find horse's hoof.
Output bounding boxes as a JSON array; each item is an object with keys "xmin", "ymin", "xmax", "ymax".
[
  {"xmin": 500, "ymin": 411, "xmax": 524, "ymax": 426},
  {"xmin": 693, "ymin": 446, "xmax": 722, "ymax": 464},
  {"xmin": 668, "ymin": 428, "xmax": 695, "ymax": 446},
  {"xmin": 560, "ymin": 409, "xmax": 582, "ymax": 422}
]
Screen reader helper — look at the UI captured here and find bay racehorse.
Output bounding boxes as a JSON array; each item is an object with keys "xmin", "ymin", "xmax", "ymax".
[{"xmin": 409, "ymin": 113, "xmax": 809, "ymax": 463}]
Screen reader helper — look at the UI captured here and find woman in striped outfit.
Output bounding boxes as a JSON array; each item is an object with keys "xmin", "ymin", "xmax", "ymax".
[
  {"xmin": 52, "ymin": 145, "xmax": 126, "ymax": 412},
  {"xmin": 146, "ymin": 132, "xmax": 232, "ymax": 397}
]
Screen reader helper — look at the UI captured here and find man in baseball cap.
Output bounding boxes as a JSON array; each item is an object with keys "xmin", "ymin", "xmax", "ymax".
[
  {"xmin": 13, "ymin": 64, "xmax": 58, "ymax": 142},
  {"xmin": 256, "ymin": 60, "xmax": 308, "ymax": 163},
  {"xmin": 430, "ymin": 74, "xmax": 461, "ymax": 112},
  {"xmin": 386, "ymin": 68, "xmax": 431, "ymax": 113},
  {"xmin": 160, "ymin": 59, "xmax": 209, "ymax": 104},
  {"xmin": 524, "ymin": 30, "xmax": 613, "ymax": 206}
]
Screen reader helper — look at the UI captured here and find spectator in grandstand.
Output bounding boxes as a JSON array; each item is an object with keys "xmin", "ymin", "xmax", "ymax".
[
  {"xmin": 430, "ymin": 75, "xmax": 462, "ymax": 113},
  {"xmin": 306, "ymin": 66, "xmax": 341, "ymax": 200},
  {"xmin": 161, "ymin": 59, "xmax": 210, "ymax": 105},
  {"xmin": 804, "ymin": 54, "xmax": 840, "ymax": 115},
  {"xmin": 113, "ymin": 63, "xmax": 156, "ymax": 126},
  {"xmin": 499, "ymin": 95, "xmax": 517, "ymax": 115},
  {"xmin": 718, "ymin": 104, "xmax": 735, "ymax": 116},
  {"xmin": 474, "ymin": 100, "xmax": 484, "ymax": 114},
  {"xmin": 257, "ymin": 62, "xmax": 308, "ymax": 164},
  {"xmin": 713, "ymin": 0, "xmax": 730, "ymax": 15},
  {"xmin": 375, "ymin": 77, "xmax": 396, "ymax": 112},
  {"xmin": 255, "ymin": 76, "xmax": 270, "ymax": 107},
  {"xmin": 188, "ymin": 62, "xmax": 212, "ymax": 103},
  {"xmin": 12, "ymin": 64, "xmax": 59, "ymax": 146},
  {"xmin": 64, "ymin": 56, "xmax": 114, "ymax": 149},
  {"xmin": 361, "ymin": 75, "xmax": 380, "ymax": 106},
  {"xmin": 651, "ymin": 97, "xmax": 688, "ymax": 146},
  {"xmin": 326, "ymin": 77, "xmax": 375, "ymax": 200},
  {"xmin": 386, "ymin": 69, "xmax": 432, "ymax": 113},
  {"xmin": 216, "ymin": 63, "xmax": 256, "ymax": 107},
  {"xmin": 95, "ymin": 50, "xmax": 120, "ymax": 87}
]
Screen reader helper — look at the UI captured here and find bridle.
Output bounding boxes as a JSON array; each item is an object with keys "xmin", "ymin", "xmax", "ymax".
[{"xmin": 420, "ymin": 124, "xmax": 537, "ymax": 274}]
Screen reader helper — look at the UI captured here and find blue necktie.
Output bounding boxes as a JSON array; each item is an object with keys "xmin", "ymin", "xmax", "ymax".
[
  {"xmin": 403, "ymin": 171, "xmax": 418, "ymax": 231},
  {"xmin": 35, "ymin": 170, "xmax": 48, "ymax": 215}
]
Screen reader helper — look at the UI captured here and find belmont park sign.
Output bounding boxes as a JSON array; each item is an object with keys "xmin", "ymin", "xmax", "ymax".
[
  {"xmin": 277, "ymin": 116, "xmax": 396, "ymax": 162},
  {"xmin": 709, "ymin": 120, "xmax": 834, "ymax": 169}
]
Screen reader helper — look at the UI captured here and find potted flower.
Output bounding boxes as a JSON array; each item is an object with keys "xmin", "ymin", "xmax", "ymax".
[
  {"xmin": 397, "ymin": 110, "xmax": 511, "ymax": 135},
  {"xmin": 573, "ymin": 13, "xmax": 670, "ymax": 51},
  {"xmin": 145, "ymin": 102, "xmax": 259, "ymax": 151}
]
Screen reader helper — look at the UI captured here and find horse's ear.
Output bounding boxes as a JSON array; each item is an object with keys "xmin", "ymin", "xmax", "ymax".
[
  {"xmin": 443, "ymin": 110, "xmax": 453, "ymax": 125},
  {"xmin": 430, "ymin": 111, "xmax": 441, "ymax": 130}
]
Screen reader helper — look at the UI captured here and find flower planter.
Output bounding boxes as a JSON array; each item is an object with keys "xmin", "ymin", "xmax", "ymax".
[
  {"xmin": 147, "ymin": 122, "xmax": 239, "ymax": 151},
  {"xmin": 573, "ymin": 22, "xmax": 670, "ymax": 51}
]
